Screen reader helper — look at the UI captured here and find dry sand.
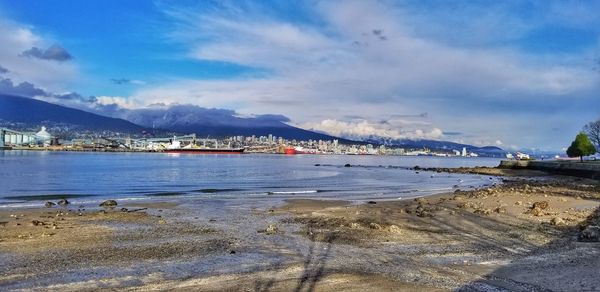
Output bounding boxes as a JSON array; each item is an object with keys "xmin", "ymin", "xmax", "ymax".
[{"xmin": 1, "ymin": 170, "xmax": 599, "ymax": 291}]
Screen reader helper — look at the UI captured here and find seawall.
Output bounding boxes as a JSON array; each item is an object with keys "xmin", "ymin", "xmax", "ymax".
[{"xmin": 500, "ymin": 160, "xmax": 600, "ymax": 180}]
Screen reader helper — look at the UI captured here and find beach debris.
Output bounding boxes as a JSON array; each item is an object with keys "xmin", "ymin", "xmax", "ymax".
[
  {"xmin": 579, "ymin": 226, "xmax": 600, "ymax": 242},
  {"xmin": 99, "ymin": 200, "xmax": 118, "ymax": 207},
  {"xmin": 29, "ymin": 220, "xmax": 44, "ymax": 226},
  {"xmin": 349, "ymin": 222, "xmax": 362, "ymax": 229},
  {"xmin": 57, "ymin": 199, "xmax": 70, "ymax": 206},
  {"xmin": 415, "ymin": 205, "xmax": 435, "ymax": 217},
  {"xmin": 44, "ymin": 202, "xmax": 55, "ymax": 208},
  {"xmin": 388, "ymin": 225, "xmax": 402, "ymax": 234},
  {"xmin": 494, "ymin": 207, "xmax": 507, "ymax": 214},
  {"xmin": 414, "ymin": 198, "xmax": 428, "ymax": 205},
  {"xmin": 264, "ymin": 224, "xmax": 279, "ymax": 235},
  {"xmin": 550, "ymin": 217, "xmax": 565, "ymax": 226},
  {"xmin": 453, "ymin": 195, "xmax": 465, "ymax": 201},
  {"xmin": 532, "ymin": 201, "xmax": 549, "ymax": 210},
  {"xmin": 474, "ymin": 209, "xmax": 492, "ymax": 216},
  {"xmin": 528, "ymin": 201, "xmax": 549, "ymax": 216}
]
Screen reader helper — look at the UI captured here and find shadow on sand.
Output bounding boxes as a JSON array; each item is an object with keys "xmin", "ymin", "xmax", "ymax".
[
  {"xmin": 251, "ymin": 231, "xmax": 335, "ymax": 292},
  {"xmin": 453, "ymin": 205, "xmax": 600, "ymax": 291}
]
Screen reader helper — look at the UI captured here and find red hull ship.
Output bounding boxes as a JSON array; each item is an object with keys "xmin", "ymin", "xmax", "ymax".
[{"xmin": 284, "ymin": 147, "xmax": 314, "ymax": 154}]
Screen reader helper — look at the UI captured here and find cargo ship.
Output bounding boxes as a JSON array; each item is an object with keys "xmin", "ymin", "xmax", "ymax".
[{"xmin": 164, "ymin": 148, "xmax": 244, "ymax": 154}]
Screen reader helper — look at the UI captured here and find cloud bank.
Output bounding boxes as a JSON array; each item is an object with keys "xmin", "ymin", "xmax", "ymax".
[{"xmin": 126, "ymin": 1, "xmax": 599, "ymax": 149}]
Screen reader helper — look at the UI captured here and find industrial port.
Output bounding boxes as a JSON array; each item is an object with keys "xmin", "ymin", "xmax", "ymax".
[{"xmin": 0, "ymin": 126, "xmax": 483, "ymax": 156}]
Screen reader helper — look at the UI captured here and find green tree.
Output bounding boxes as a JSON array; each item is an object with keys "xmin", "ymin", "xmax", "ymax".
[{"xmin": 566, "ymin": 132, "xmax": 596, "ymax": 162}]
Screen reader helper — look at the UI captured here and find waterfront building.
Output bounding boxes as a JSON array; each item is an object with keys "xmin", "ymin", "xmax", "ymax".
[
  {"xmin": 35, "ymin": 127, "xmax": 52, "ymax": 146},
  {"xmin": 0, "ymin": 127, "xmax": 37, "ymax": 146}
]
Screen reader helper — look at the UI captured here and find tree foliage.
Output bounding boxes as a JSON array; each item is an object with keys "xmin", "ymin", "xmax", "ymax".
[
  {"xmin": 584, "ymin": 119, "xmax": 600, "ymax": 151},
  {"xmin": 566, "ymin": 132, "xmax": 596, "ymax": 161}
]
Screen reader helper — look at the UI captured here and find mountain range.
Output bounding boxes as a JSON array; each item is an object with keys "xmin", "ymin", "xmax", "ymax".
[
  {"xmin": 0, "ymin": 94, "xmax": 504, "ymax": 155},
  {"xmin": 0, "ymin": 94, "xmax": 145, "ymax": 134},
  {"xmin": 0, "ymin": 94, "xmax": 345, "ymax": 141}
]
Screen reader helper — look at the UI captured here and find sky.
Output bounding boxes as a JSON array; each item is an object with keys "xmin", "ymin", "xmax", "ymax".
[{"xmin": 0, "ymin": 0, "xmax": 599, "ymax": 151}]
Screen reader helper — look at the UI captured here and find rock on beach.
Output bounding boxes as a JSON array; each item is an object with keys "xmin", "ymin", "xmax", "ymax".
[{"xmin": 99, "ymin": 200, "xmax": 118, "ymax": 207}]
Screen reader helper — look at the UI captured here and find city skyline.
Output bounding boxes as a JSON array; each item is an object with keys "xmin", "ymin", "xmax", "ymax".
[{"xmin": 1, "ymin": 1, "xmax": 599, "ymax": 151}]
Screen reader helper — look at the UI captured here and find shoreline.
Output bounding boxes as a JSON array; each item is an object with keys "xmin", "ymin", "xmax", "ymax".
[{"xmin": 1, "ymin": 168, "xmax": 599, "ymax": 291}]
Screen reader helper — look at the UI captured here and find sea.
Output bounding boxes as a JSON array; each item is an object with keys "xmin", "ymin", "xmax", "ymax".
[{"xmin": 0, "ymin": 150, "xmax": 502, "ymax": 208}]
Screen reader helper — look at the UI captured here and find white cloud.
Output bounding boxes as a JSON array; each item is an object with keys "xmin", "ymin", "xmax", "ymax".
[
  {"xmin": 0, "ymin": 19, "xmax": 78, "ymax": 92},
  {"xmin": 95, "ymin": 96, "xmax": 140, "ymax": 109},
  {"xmin": 299, "ymin": 119, "xmax": 443, "ymax": 140}
]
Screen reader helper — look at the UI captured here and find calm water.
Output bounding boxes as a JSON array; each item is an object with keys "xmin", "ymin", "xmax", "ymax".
[{"xmin": 0, "ymin": 150, "xmax": 502, "ymax": 207}]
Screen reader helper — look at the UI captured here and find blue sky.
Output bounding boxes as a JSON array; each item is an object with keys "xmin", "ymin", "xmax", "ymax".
[{"xmin": 0, "ymin": 0, "xmax": 599, "ymax": 151}]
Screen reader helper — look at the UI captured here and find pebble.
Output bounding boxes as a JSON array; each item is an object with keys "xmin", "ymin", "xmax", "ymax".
[
  {"xmin": 550, "ymin": 217, "xmax": 565, "ymax": 226},
  {"xmin": 265, "ymin": 224, "xmax": 278, "ymax": 235}
]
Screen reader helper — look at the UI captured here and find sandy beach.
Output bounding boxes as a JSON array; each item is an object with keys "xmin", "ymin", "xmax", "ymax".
[{"xmin": 1, "ymin": 169, "xmax": 599, "ymax": 291}]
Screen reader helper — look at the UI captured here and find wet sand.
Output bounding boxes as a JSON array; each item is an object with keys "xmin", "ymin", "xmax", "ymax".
[{"xmin": 1, "ymin": 170, "xmax": 599, "ymax": 291}]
